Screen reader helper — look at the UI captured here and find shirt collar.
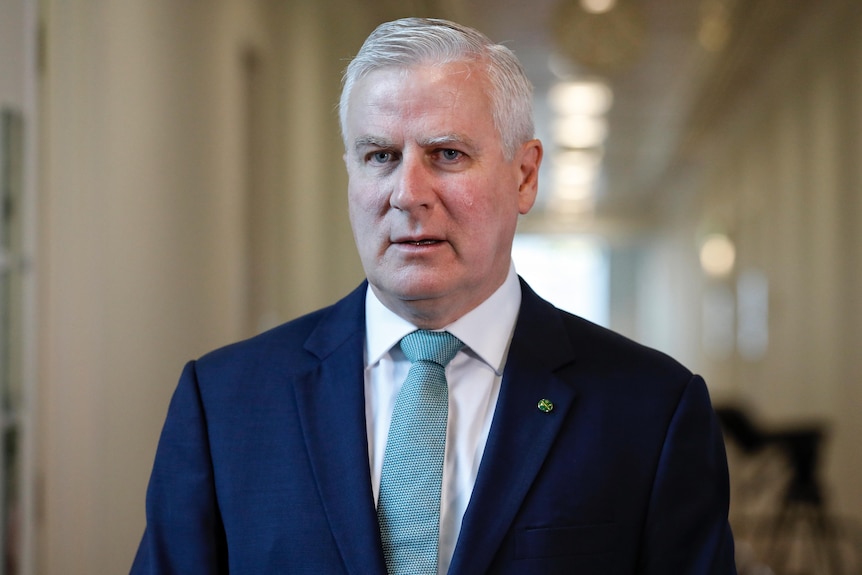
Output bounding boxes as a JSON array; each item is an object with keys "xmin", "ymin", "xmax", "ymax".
[{"xmin": 365, "ymin": 263, "xmax": 521, "ymax": 375}]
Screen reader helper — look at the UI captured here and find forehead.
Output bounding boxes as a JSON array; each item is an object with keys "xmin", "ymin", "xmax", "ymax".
[{"xmin": 345, "ymin": 62, "xmax": 495, "ymax": 138}]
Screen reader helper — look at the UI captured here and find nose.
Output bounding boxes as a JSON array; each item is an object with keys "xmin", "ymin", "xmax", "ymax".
[{"xmin": 389, "ymin": 153, "xmax": 436, "ymax": 212}]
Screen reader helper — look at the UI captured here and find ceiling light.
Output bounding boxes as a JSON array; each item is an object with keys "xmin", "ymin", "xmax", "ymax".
[
  {"xmin": 580, "ymin": 0, "xmax": 616, "ymax": 14},
  {"xmin": 553, "ymin": 150, "xmax": 602, "ymax": 187},
  {"xmin": 553, "ymin": 115, "xmax": 608, "ymax": 149},
  {"xmin": 549, "ymin": 81, "xmax": 613, "ymax": 116},
  {"xmin": 699, "ymin": 233, "xmax": 736, "ymax": 277}
]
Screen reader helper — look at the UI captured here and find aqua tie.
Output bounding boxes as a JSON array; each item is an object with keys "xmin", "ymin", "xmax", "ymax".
[{"xmin": 377, "ymin": 330, "xmax": 464, "ymax": 575}]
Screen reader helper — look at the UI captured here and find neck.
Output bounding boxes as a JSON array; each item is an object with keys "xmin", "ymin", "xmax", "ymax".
[{"xmin": 370, "ymin": 285, "xmax": 499, "ymax": 331}]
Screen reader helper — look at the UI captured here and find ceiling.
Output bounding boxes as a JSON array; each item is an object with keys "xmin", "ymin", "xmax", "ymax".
[{"xmin": 438, "ymin": 0, "xmax": 822, "ymax": 230}]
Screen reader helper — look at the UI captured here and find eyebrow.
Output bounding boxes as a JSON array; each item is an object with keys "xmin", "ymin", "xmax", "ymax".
[
  {"xmin": 352, "ymin": 136, "xmax": 393, "ymax": 152},
  {"xmin": 351, "ymin": 133, "xmax": 478, "ymax": 153},
  {"xmin": 421, "ymin": 134, "xmax": 473, "ymax": 149}
]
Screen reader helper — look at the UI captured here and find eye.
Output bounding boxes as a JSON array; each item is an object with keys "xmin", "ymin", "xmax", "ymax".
[
  {"xmin": 439, "ymin": 148, "xmax": 463, "ymax": 162},
  {"xmin": 367, "ymin": 150, "xmax": 397, "ymax": 165}
]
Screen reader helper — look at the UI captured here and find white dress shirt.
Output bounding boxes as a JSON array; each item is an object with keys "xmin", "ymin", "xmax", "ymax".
[{"xmin": 364, "ymin": 263, "xmax": 522, "ymax": 575}]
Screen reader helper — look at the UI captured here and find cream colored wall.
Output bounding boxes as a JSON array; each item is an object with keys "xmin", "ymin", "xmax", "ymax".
[
  {"xmin": 38, "ymin": 1, "xmax": 286, "ymax": 572},
  {"xmin": 273, "ymin": 1, "xmax": 369, "ymax": 322},
  {"xmin": 640, "ymin": 2, "xmax": 862, "ymax": 522}
]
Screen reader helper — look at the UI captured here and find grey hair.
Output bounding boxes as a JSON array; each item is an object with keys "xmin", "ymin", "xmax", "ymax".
[{"xmin": 339, "ymin": 17, "xmax": 535, "ymax": 160}]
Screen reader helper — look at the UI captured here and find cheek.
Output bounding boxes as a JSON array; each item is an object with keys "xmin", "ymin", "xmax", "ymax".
[
  {"xmin": 455, "ymin": 181, "xmax": 519, "ymax": 227},
  {"xmin": 347, "ymin": 189, "xmax": 373, "ymax": 235},
  {"xmin": 459, "ymin": 192, "xmax": 520, "ymax": 252},
  {"xmin": 348, "ymin": 187, "xmax": 389, "ymax": 252},
  {"xmin": 457, "ymin": 208, "xmax": 513, "ymax": 255},
  {"xmin": 348, "ymin": 183, "xmax": 379, "ymax": 218}
]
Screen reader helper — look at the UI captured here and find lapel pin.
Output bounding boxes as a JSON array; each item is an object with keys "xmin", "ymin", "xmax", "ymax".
[{"xmin": 537, "ymin": 399, "xmax": 554, "ymax": 413}]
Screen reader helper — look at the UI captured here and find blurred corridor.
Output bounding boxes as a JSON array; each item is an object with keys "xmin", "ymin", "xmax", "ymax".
[{"xmin": 1, "ymin": 0, "xmax": 861, "ymax": 573}]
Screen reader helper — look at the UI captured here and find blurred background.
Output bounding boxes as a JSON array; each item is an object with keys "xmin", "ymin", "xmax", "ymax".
[{"xmin": 1, "ymin": 0, "xmax": 860, "ymax": 573}]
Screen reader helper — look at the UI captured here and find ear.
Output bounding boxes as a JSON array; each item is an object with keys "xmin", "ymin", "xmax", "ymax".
[{"xmin": 515, "ymin": 139, "xmax": 543, "ymax": 215}]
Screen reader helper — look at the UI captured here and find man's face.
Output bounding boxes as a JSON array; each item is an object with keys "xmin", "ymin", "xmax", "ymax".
[{"xmin": 344, "ymin": 62, "xmax": 542, "ymax": 327}]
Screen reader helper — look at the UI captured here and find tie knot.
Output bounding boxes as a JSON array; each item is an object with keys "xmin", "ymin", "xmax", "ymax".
[{"xmin": 399, "ymin": 330, "xmax": 463, "ymax": 367}]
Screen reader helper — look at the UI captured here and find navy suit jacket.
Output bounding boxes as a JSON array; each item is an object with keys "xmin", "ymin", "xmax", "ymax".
[{"xmin": 132, "ymin": 279, "xmax": 736, "ymax": 574}]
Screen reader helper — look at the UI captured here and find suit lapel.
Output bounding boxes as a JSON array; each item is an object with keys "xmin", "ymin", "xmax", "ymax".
[
  {"xmin": 291, "ymin": 280, "xmax": 580, "ymax": 574},
  {"xmin": 448, "ymin": 280, "xmax": 579, "ymax": 575},
  {"xmin": 292, "ymin": 283, "xmax": 388, "ymax": 575}
]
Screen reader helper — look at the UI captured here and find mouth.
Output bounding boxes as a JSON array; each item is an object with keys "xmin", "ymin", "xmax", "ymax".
[{"xmin": 392, "ymin": 235, "xmax": 444, "ymax": 247}]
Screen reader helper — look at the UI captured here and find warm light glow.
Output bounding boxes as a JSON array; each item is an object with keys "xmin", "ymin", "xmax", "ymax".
[
  {"xmin": 553, "ymin": 115, "xmax": 608, "ymax": 149},
  {"xmin": 699, "ymin": 233, "xmax": 736, "ymax": 277},
  {"xmin": 556, "ymin": 163, "xmax": 593, "ymax": 187},
  {"xmin": 550, "ymin": 151, "xmax": 601, "ymax": 208},
  {"xmin": 554, "ymin": 183, "xmax": 593, "ymax": 201},
  {"xmin": 549, "ymin": 81, "xmax": 613, "ymax": 116},
  {"xmin": 580, "ymin": 0, "xmax": 617, "ymax": 14},
  {"xmin": 546, "ymin": 80, "xmax": 611, "ymax": 219},
  {"xmin": 554, "ymin": 150, "xmax": 601, "ymax": 187}
]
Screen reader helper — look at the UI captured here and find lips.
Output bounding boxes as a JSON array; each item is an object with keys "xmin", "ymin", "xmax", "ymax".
[{"xmin": 391, "ymin": 235, "xmax": 444, "ymax": 246}]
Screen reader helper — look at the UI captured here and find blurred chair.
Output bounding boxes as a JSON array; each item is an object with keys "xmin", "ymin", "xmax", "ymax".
[{"xmin": 715, "ymin": 405, "xmax": 843, "ymax": 575}]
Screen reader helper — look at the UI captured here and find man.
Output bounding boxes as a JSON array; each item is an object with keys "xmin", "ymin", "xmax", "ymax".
[{"xmin": 132, "ymin": 17, "xmax": 736, "ymax": 574}]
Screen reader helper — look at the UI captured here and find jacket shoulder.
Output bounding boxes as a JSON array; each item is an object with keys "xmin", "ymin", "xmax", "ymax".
[
  {"xmin": 560, "ymin": 309, "xmax": 693, "ymax": 381},
  {"xmin": 194, "ymin": 282, "xmax": 367, "ymax": 380}
]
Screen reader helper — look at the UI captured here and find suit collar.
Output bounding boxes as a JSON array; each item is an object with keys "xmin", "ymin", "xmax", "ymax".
[
  {"xmin": 303, "ymin": 282, "xmax": 368, "ymax": 361},
  {"xmin": 449, "ymin": 279, "xmax": 579, "ymax": 574}
]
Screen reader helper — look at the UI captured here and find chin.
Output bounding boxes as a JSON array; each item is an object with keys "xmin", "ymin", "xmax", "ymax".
[
  {"xmin": 378, "ymin": 276, "xmax": 451, "ymax": 304},
  {"xmin": 394, "ymin": 283, "xmax": 448, "ymax": 303}
]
